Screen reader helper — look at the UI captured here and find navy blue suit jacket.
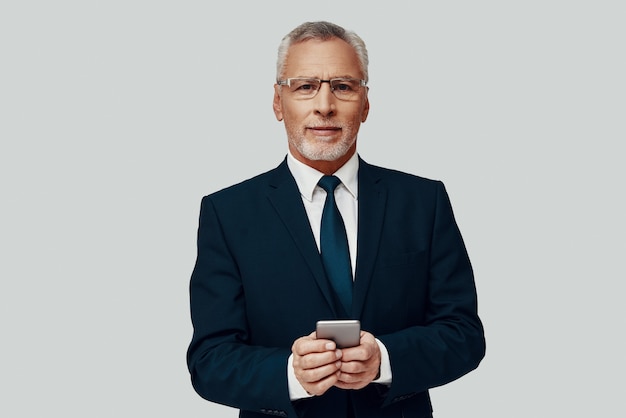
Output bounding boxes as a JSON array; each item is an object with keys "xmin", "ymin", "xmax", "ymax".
[{"xmin": 187, "ymin": 158, "xmax": 485, "ymax": 418}]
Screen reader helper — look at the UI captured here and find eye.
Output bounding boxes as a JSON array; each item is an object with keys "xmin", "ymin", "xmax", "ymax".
[
  {"xmin": 332, "ymin": 79, "xmax": 357, "ymax": 92},
  {"xmin": 291, "ymin": 79, "xmax": 320, "ymax": 93}
]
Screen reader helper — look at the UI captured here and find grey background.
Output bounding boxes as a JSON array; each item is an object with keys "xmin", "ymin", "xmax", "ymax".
[{"xmin": 1, "ymin": 1, "xmax": 624, "ymax": 417}]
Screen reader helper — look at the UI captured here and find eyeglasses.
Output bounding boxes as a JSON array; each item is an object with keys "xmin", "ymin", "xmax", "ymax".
[{"xmin": 277, "ymin": 78, "xmax": 367, "ymax": 101}]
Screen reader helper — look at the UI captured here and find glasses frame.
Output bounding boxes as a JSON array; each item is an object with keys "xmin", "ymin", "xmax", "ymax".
[{"xmin": 277, "ymin": 77, "xmax": 368, "ymax": 100}]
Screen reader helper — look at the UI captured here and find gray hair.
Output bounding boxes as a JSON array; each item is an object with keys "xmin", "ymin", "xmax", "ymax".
[{"xmin": 276, "ymin": 21, "xmax": 369, "ymax": 82}]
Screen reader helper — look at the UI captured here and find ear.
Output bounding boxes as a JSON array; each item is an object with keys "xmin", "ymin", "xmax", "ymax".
[
  {"xmin": 273, "ymin": 85, "xmax": 284, "ymax": 121},
  {"xmin": 361, "ymin": 92, "xmax": 370, "ymax": 123}
]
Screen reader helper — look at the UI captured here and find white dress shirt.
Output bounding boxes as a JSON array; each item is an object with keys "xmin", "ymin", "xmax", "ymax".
[
  {"xmin": 287, "ymin": 151, "xmax": 359, "ymax": 275},
  {"xmin": 286, "ymin": 151, "xmax": 392, "ymax": 400}
]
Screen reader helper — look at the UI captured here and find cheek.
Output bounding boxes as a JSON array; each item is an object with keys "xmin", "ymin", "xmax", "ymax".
[
  {"xmin": 346, "ymin": 114, "xmax": 364, "ymax": 133},
  {"xmin": 284, "ymin": 106, "xmax": 313, "ymax": 128},
  {"xmin": 281, "ymin": 106, "xmax": 305, "ymax": 125},
  {"xmin": 282, "ymin": 117, "xmax": 304, "ymax": 140}
]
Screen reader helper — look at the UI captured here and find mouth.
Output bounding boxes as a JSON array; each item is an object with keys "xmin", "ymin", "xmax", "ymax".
[{"xmin": 307, "ymin": 126, "xmax": 341, "ymax": 136}]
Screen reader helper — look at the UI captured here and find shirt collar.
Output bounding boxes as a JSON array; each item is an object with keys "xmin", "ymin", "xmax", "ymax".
[{"xmin": 287, "ymin": 151, "xmax": 359, "ymax": 202}]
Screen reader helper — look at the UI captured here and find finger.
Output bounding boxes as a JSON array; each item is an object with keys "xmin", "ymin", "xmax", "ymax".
[
  {"xmin": 301, "ymin": 370, "xmax": 341, "ymax": 396},
  {"xmin": 339, "ymin": 352, "xmax": 380, "ymax": 379},
  {"xmin": 336, "ymin": 364, "xmax": 379, "ymax": 386},
  {"xmin": 293, "ymin": 336, "xmax": 336, "ymax": 356},
  {"xmin": 296, "ymin": 360, "xmax": 342, "ymax": 384},
  {"xmin": 340, "ymin": 334, "xmax": 378, "ymax": 362},
  {"xmin": 335, "ymin": 356, "xmax": 381, "ymax": 388},
  {"xmin": 294, "ymin": 349, "xmax": 342, "ymax": 370},
  {"xmin": 334, "ymin": 372, "xmax": 371, "ymax": 390},
  {"xmin": 341, "ymin": 343, "xmax": 375, "ymax": 362},
  {"xmin": 338, "ymin": 359, "xmax": 365, "ymax": 374}
]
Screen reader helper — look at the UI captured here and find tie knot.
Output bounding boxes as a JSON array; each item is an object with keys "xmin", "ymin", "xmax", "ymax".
[{"xmin": 318, "ymin": 175, "xmax": 342, "ymax": 193}]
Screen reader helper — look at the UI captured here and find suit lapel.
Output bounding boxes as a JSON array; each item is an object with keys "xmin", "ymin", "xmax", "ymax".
[
  {"xmin": 266, "ymin": 160, "xmax": 340, "ymax": 317},
  {"xmin": 353, "ymin": 159, "xmax": 387, "ymax": 319}
]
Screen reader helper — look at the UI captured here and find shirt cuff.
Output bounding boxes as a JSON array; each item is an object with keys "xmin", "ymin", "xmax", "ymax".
[
  {"xmin": 373, "ymin": 338, "xmax": 393, "ymax": 385},
  {"xmin": 287, "ymin": 353, "xmax": 314, "ymax": 401}
]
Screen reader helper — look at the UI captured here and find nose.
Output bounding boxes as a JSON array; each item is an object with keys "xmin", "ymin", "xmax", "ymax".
[{"xmin": 313, "ymin": 82, "xmax": 336, "ymax": 117}]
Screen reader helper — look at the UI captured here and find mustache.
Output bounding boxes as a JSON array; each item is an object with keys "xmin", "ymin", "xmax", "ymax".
[{"xmin": 307, "ymin": 120, "xmax": 343, "ymax": 129}]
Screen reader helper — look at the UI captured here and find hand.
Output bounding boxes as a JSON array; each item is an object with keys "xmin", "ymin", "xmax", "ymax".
[
  {"xmin": 291, "ymin": 331, "xmax": 343, "ymax": 396},
  {"xmin": 334, "ymin": 331, "xmax": 381, "ymax": 390}
]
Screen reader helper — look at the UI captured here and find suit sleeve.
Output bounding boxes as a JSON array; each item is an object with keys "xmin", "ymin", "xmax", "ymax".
[
  {"xmin": 378, "ymin": 181, "xmax": 486, "ymax": 406},
  {"xmin": 186, "ymin": 196, "xmax": 297, "ymax": 417}
]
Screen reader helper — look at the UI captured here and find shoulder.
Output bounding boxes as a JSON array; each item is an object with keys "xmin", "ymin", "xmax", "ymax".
[
  {"xmin": 359, "ymin": 159, "xmax": 460, "ymax": 225},
  {"xmin": 359, "ymin": 158, "xmax": 444, "ymax": 191},
  {"xmin": 202, "ymin": 159, "xmax": 290, "ymax": 202}
]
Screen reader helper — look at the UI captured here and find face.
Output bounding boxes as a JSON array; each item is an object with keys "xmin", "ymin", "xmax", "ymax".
[{"xmin": 273, "ymin": 38, "xmax": 370, "ymax": 173}]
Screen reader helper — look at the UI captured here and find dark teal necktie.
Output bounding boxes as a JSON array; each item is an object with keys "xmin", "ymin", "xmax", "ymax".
[{"xmin": 318, "ymin": 175, "xmax": 353, "ymax": 315}]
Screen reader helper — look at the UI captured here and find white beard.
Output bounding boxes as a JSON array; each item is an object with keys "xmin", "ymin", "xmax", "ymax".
[{"xmin": 290, "ymin": 136, "xmax": 355, "ymax": 161}]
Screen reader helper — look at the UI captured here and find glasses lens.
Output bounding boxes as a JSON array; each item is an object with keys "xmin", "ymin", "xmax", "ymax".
[
  {"xmin": 330, "ymin": 79, "xmax": 362, "ymax": 99},
  {"xmin": 288, "ymin": 79, "xmax": 321, "ymax": 98}
]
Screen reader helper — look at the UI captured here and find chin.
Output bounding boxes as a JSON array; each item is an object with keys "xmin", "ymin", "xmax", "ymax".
[
  {"xmin": 301, "ymin": 146, "xmax": 348, "ymax": 162},
  {"xmin": 294, "ymin": 138, "xmax": 355, "ymax": 162}
]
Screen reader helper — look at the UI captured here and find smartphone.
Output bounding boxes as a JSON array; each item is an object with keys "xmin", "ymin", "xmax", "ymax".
[{"xmin": 316, "ymin": 320, "xmax": 361, "ymax": 348}]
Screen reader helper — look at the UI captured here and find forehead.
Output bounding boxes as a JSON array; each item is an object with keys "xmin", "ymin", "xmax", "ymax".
[{"xmin": 283, "ymin": 38, "xmax": 363, "ymax": 78}]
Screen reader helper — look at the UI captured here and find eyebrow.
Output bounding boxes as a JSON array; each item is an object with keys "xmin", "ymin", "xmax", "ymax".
[{"xmin": 291, "ymin": 75, "xmax": 359, "ymax": 79}]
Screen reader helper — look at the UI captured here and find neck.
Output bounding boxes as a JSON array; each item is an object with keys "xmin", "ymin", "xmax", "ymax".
[{"xmin": 289, "ymin": 145, "xmax": 356, "ymax": 175}]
